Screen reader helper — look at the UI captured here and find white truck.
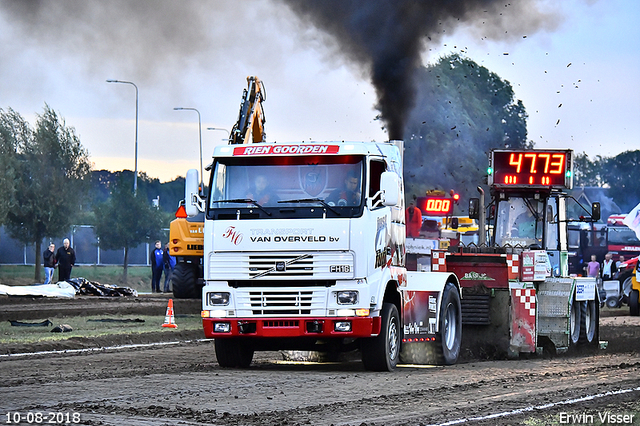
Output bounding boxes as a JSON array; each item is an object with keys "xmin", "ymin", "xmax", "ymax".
[{"xmin": 184, "ymin": 140, "xmax": 462, "ymax": 371}]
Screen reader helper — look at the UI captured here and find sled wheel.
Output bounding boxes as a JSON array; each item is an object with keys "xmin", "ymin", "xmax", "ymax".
[
  {"xmin": 569, "ymin": 297, "xmax": 581, "ymax": 346},
  {"xmin": 580, "ymin": 299, "xmax": 599, "ymax": 345}
]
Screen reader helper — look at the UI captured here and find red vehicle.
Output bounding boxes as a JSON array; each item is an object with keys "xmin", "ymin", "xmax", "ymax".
[{"xmin": 607, "ymin": 215, "xmax": 640, "ymax": 261}]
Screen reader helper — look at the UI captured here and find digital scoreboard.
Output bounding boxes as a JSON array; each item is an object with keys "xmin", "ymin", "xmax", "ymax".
[
  {"xmin": 488, "ymin": 149, "xmax": 573, "ymax": 189},
  {"xmin": 416, "ymin": 196, "xmax": 453, "ymax": 216}
]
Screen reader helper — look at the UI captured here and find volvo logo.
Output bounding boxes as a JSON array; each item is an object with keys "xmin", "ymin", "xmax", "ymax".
[{"xmin": 275, "ymin": 261, "xmax": 286, "ymax": 272}]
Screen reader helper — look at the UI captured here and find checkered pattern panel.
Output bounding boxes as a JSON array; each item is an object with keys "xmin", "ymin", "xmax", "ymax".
[
  {"xmin": 514, "ymin": 288, "xmax": 536, "ymax": 317},
  {"xmin": 506, "ymin": 254, "xmax": 519, "ymax": 280},
  {"xmin": 431, "ymin": 251, "xmax": 447, "ymax": 272}
]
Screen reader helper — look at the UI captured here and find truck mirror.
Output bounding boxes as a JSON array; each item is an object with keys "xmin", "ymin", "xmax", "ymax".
[
  {"xmin": 468, "ymin": 198, "xmax": 480, "ymax": 219},
  {"xmin": 380, "ymin": 171, "xmax": 400, "ymax": 206},
  {"xmin": 185, "ymin": 169, "xmax": 201, "ymax": 217},
  {"xmin": 591, "ymin": 202, "xmax": 601, "ymax": 222},
  {"xmin": 451, "ymin": 217, "xmax": 459, "ymax": 229}
]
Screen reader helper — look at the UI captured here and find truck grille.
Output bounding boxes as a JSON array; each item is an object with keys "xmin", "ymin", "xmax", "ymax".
[
  {"xmin": 208, "ymin": 252, "xmax": 354, "ymax": 280},
  {"xmin": 249, "ymin": 290, "xmax": 314, "ymax": 315},
  {"xmin": 249, "ymin": 254, "xmax": 314, "ymax": 278}
]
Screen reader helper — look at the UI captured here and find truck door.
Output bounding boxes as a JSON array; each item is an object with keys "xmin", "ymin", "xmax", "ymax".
[{"xmin": 545, "ymin": 197, "xmax": 560, "ymax": 276}]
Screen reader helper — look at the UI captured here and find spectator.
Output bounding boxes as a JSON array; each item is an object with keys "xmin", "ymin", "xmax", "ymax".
[
  {"xmin": 56, "ymin": 238, "xmax": 76, "ymax": 282},
  {"xmin": 163, "ymin": 243, "xmax": 176, "ymax": 293},
  {"xmin": 405, "ymin": 202, "xmax": 422, "ymax": 238},
  {"xmin": 601, "ymin": 252, "xmax": 617, "ymax": 281},
  {"xmin": 43, "ymin": 243, "xmax": 57, "ymax": 284},
  {"xmin": 616, "ymin": 255, "xmax": 625, "ymax": 269},
  {"xmin": 151, "ymin": 240, "xmax": 164, "ymax": 293},
  {"xmin": 585, "ymin": 254, "xmax": 600, "ymax": 278}
]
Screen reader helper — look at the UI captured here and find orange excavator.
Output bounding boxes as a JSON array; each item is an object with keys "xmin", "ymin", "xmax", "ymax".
[{"xmin": 169, "ymin": 76, "xmax": 267, "ymax": 298}]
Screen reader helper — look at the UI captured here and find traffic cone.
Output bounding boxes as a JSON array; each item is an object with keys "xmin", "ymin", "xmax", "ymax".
[{"xmin": 162, "ymin": 298, "xmax": 178, "ymax": 328}]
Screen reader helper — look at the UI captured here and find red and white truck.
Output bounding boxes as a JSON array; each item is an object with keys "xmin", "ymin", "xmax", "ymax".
[
  {"xmin": 185, "ymin": 139, "xmax": 463, "ymax": 371},
  {"xmin": 425, "ymin": 149, "xmax": 601, "ymax": 357}
]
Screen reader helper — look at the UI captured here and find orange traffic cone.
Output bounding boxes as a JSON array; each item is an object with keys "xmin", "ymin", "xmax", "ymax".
[{"xmin": 162, "ymin": 298, "xmax": 178, "ymax": 328}]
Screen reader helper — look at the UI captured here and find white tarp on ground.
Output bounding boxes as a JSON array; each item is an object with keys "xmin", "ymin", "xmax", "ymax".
[{"xmin": 0, "ymin": 282, "xmax": 76, "ymax": 298}]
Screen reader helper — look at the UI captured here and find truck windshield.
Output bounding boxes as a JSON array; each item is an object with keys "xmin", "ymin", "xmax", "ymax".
[
  {"xmin": 494, "ymin": 197, "xmax": 544, "ymax": 247},
  {"xmin": 208, "ymin": 155, "xmax": 364, "ymax": 219},
  {"xmin": 608, "ymin": 226, "xmax": 640, "ymax": 246}
]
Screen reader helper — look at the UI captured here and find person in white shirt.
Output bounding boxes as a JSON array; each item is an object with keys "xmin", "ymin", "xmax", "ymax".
[{"xmin": 601, "ymin": 253, "xmax": 617, "ymax": 281}]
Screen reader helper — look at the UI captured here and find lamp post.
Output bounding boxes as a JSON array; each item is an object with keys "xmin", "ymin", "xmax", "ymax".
[
  {"xmin": 207, "ymin": 127, "xmax": 230, "ymax": 140},
  {"xmin": 174, "ymin": 107, "xmax": 203, "ymax": 192},
  {"xmin": 106, "ymin": 79, "xmax": 139, "ymax": 195}
]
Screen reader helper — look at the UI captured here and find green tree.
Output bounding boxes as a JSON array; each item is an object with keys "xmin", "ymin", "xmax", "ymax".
[
  {"xmin": 601, "ymin": 150, "xmax": 640, "ymax": 212},
  {"xmin": 403, "ymin": 54, "xmax": 532, "ymax": 209},
  {"xmin": 0, "ymin": 108, "xmax": 28, "ymax": 224},
  {"xmin": 3, "ymin": 105, "xmax": 91, "ymax": 282},
  {"xmin": 573, "ymin": 152, "xmax": 605, "ymax": 187},
  {"xmin": 93, "ymin": 175, "xmax": 165, "ymax": 282}
]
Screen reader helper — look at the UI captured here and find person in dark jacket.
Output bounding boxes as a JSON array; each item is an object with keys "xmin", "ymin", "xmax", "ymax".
[
  {"xmin": 43, "ymin": 243, "xmax": 57, "ymax": 284},
  {"xmin": 162, "ymin": 243, "xmax": 176, "ymax": 293},
  {"xmin": 56, "ymin": 238, "xmax": 76, "ymax": 282},
  {"xmin": 151, "ymin": 240, "xmax": 164, "ymax": 293}
]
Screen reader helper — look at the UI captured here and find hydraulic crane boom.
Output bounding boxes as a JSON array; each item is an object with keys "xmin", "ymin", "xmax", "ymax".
[{"xmin": 229, "ymin": 76, "xmax": 266, "ymax": 145}]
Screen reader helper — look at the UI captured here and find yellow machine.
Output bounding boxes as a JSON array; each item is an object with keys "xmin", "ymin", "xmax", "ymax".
[
  {"xmin": 630, "ymin": 264, "xmax": 639, "ymax": 316},
  {"xmin": 169, "ymin": 76, "xmax": 267, "ymax": 298}
]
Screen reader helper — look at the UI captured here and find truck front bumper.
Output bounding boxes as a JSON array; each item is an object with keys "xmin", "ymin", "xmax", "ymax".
[{"xmin": 202, "ymin": 316, "xmax": 381, "ymax": 339}]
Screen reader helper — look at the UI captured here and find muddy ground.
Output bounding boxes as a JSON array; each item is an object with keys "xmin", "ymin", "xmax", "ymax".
[{"xmin": 1, "ymin": 295, "xmax": 640, "ymax": 425}]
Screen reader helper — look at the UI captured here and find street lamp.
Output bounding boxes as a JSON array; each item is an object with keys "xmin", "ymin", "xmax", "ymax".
[
  {"xmin": 106, "ymin": 79, "xmax": 139, "ymax": 195},
  {"xmin": 207, "ymin": 127, "xmax": 230, "ymax": 140},
  {"xmin": 174, "ymin": 107, "xmax": 203, "ymax": 192}
]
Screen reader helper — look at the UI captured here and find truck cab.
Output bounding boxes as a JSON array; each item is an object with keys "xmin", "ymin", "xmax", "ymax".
[{"xmin": 185, "ymin": 140, "xmax": 462, "ymax": 371}]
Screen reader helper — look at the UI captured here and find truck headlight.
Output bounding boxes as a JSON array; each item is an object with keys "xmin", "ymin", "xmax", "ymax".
[
  {"xmin": 337, "ymin": 291, "xmax": 358, "ymax": 305},
  {"xmin": 207, "ymin": 292, "xmax": 230, "ymax": 306}
]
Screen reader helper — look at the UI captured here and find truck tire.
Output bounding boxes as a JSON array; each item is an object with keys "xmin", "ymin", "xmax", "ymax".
[
  {"xmin": 436, "ymin": 282, "xmax": 462, "ymax": 365},
  {"xmin": 361, "ymin": 303, "xmax": 400, "ymax": 371},
  {"xmin": 215, "ymin": 339, "xmax": 254, "ymax": 368},
  {"xmin": 569, "ymin": 298, "xmax": 581, "ymax": 346},
  {"xmin": 622, "ymin": 277, "xmax": 633, "ymax": 304},
  {"xmin": 172, "ymin": 262, "xmax": 200, "ymax": 299},
  {"xmin": 579, "ymin": 300, "xmax": 599, "ymax": 345},
  {"xmin": 630, "ymin": 290, "xmax": 640, "ymax": 316}
]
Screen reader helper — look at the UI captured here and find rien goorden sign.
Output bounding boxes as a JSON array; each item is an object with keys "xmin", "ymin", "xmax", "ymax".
[{"xmin": 233, "ymin": 144, "xmax": 340, "ymax": 156}]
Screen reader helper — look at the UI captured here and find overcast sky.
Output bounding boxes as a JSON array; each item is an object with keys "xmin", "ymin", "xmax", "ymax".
[{"xmin": 1, "ymin": 0, "xmax": 638, "ymax": 183}]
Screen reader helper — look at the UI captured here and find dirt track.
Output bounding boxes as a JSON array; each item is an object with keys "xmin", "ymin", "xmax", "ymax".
[{"xmin": 2, "ymin": 296, "xmax": 640, "ymax": 425}]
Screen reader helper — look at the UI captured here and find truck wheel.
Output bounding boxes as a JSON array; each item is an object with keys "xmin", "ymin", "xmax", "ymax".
[
  {"xmin": 361, "ymin": 303, "xmax": 400, "ymax": 371},
  {"xmin": 580, "ymin": 300, "xmax": 599, "ymax": 345},
  {"xmin": 622, "ymin": 277, "xmax": 633, "ymax": 304},
  {"xmin": 172, "ymin": 263, "xmax": 200, "ymax": 299},
  {"xmin": 630, "ymin": 290, "xmax": 640, "ymax": 316},
  {"xmin": 436, "ymin": 282, "xmax": 462, "ymax": 365},
  {"xmin": 215, "ymin": 339, "xmax": 254, "ymax": 368},
  {"xmin": 569, "ymin": 298, "xmax": 581, "ymax": 346}
]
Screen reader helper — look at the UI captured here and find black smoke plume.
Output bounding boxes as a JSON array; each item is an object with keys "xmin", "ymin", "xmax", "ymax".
[{"xmin": 280, "ymin": 0, "xmax": 556, "ymax": 140}]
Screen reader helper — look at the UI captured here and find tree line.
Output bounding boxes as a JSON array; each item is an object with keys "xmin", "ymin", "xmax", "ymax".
[
  {"xmin": 401, "ymin": 54, "xmax": 639, "ymax": 215},
  {"xmin": 2, "ymin": 56, "xmax": 637, "ymax": 280},
  {"xmin": 0, "ymin": 105, "xmax": 185, "ymax": 282}
]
